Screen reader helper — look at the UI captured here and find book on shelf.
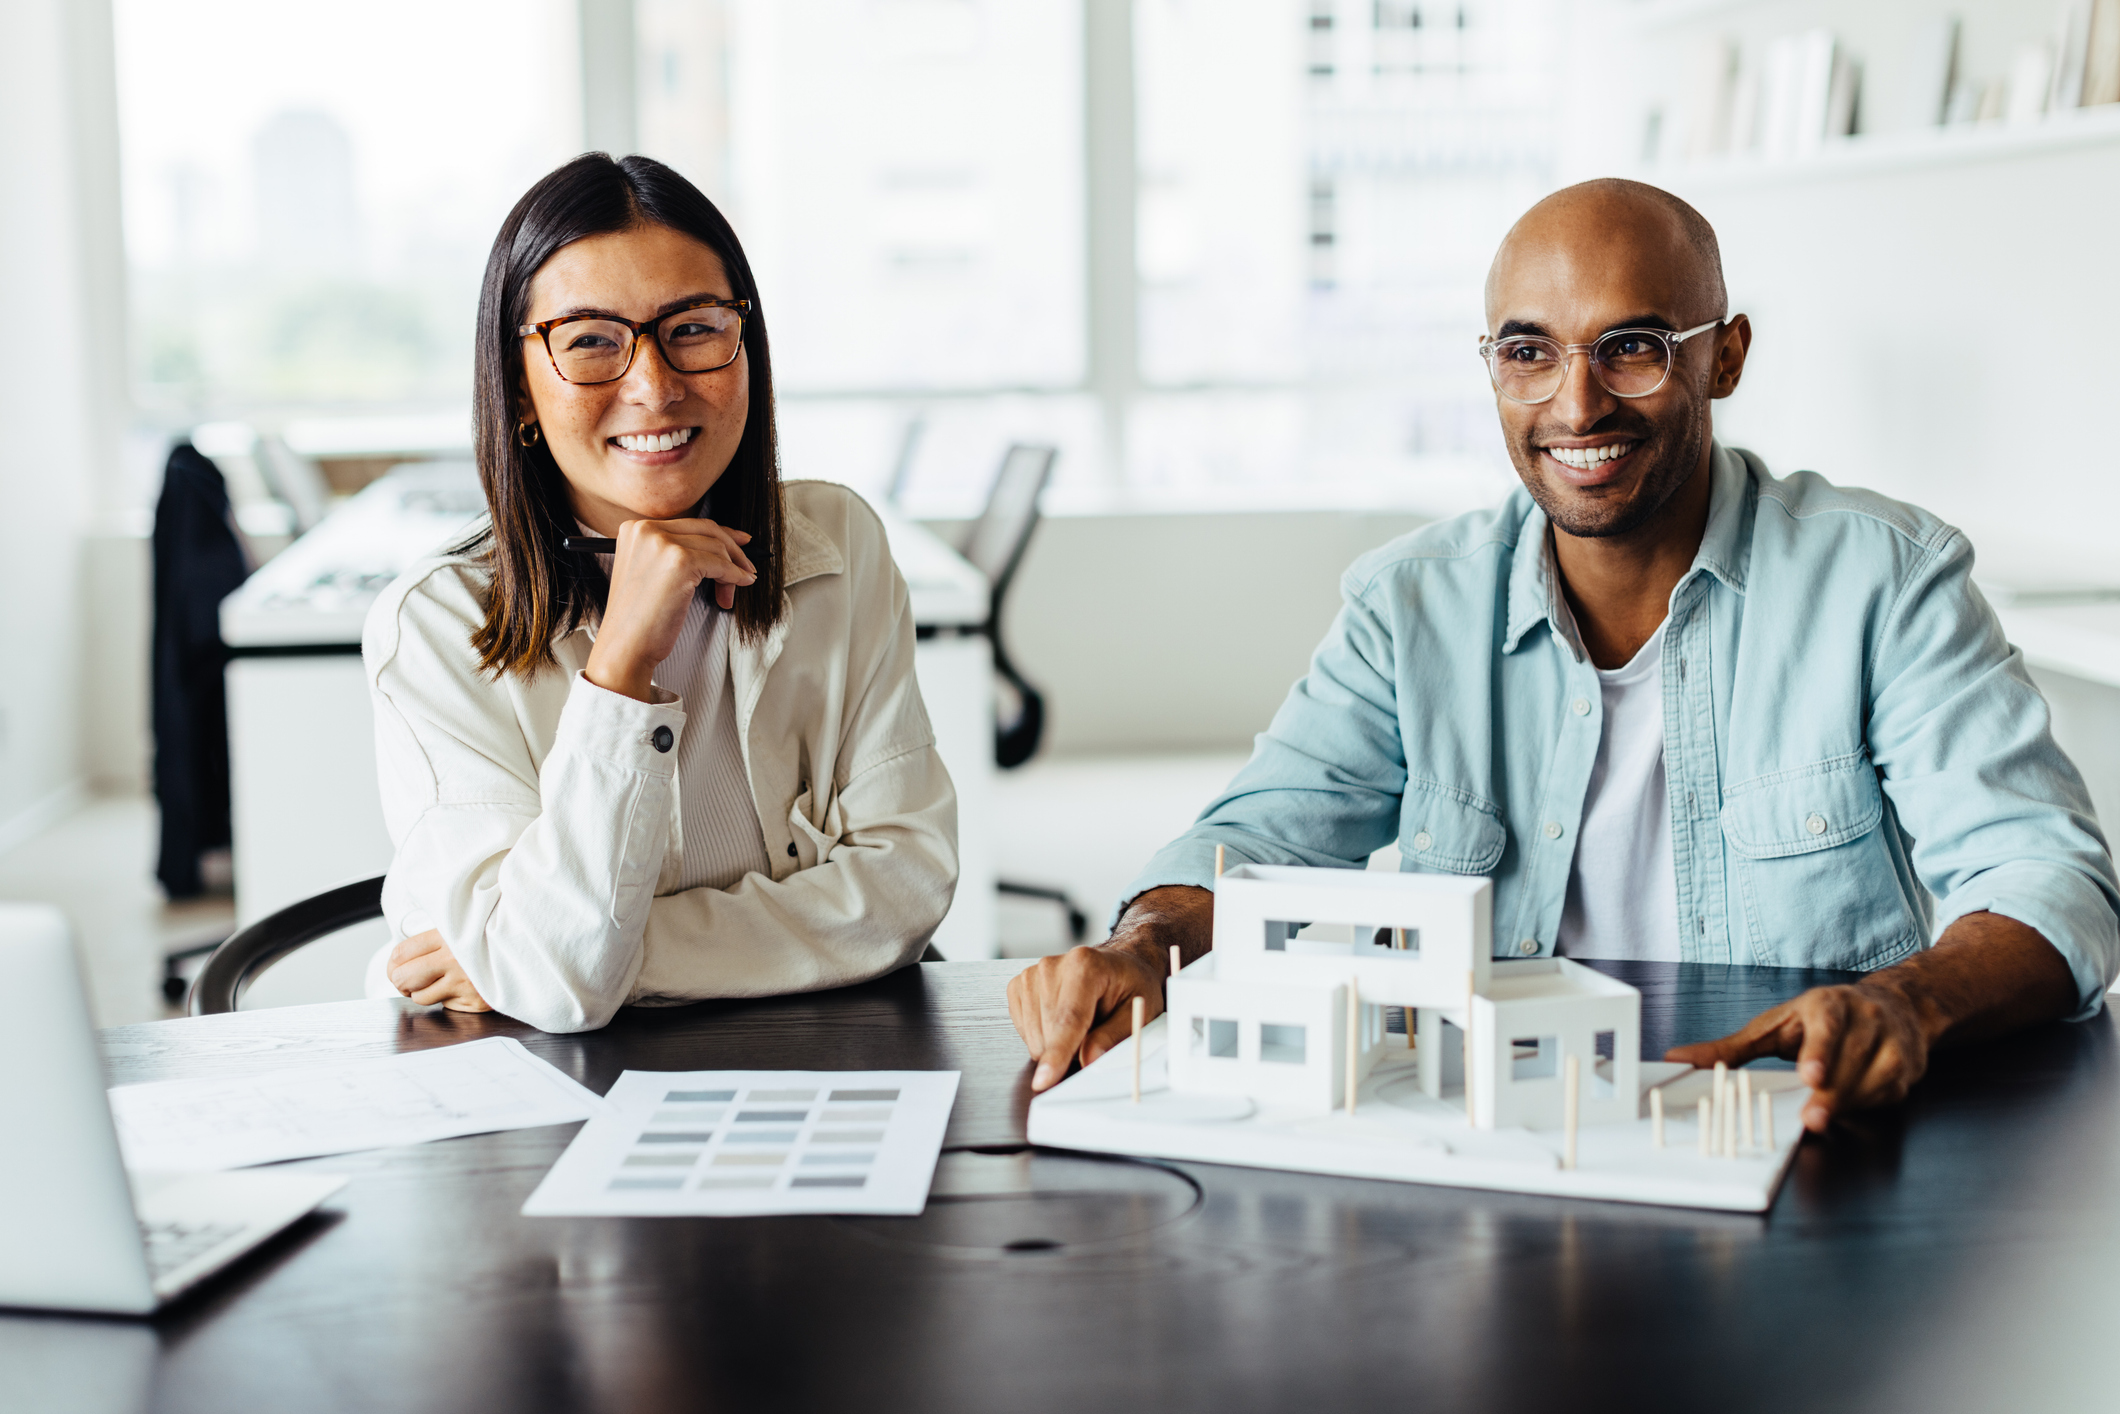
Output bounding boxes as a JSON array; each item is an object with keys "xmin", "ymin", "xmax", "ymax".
[
  {"xmin": 2088, "ymin": 0, "xmax": 2120, "ymax": 106},
  {"xmin": 1825, "ymin": 51, "xmax": 1861, "ymax": 144},
  {"xmin": 2051, "ymin": 0, "xmax": 2093, "ymax": 112},
  {"xmin": 1674, "ymin": 34, "xmax": 1737, "ymax": 160},
  {"xmin": 1902, "ymin": 15, "xmax": 1959, "ymax": 129},
  {"xmin": 2006, "ymin": 41, "xmax": 2055, "ymax": 124},
  {"xmin": 1760, "ymin": 30, "xmax": 1850, "ymax": 159}
]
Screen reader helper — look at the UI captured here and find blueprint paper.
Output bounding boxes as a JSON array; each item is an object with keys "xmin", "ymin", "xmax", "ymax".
[
  {"xmin": 521, "ymin": 1070, "xmax": 960, "ymax": 1217},
  {"xmin": 108, "ymin": 1037, "xmax": 609, "ymax": 1171}
]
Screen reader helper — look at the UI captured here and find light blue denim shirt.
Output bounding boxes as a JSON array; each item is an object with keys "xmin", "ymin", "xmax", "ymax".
[{"xmin": 1128, "ymin": 444, "xmax": 2120, "ymax": 1018}]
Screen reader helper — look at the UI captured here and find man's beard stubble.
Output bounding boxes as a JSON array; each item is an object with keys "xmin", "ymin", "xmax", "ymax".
[{"xmin": 1510, "ymin": 411, "xmax": 1708, "ymax": 542}]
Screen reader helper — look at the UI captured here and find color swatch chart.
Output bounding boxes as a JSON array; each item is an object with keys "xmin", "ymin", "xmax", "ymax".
[{"xmin": 521, "ymin": 1070, "xmax": 960, "ymax": 1216}]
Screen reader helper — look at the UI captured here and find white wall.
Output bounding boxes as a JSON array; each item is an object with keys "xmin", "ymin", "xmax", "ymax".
[
  {"xmin": 1541, "ymin": 0, "xmax": 2120, "ymax": 832},
  {"xmin": 1558, "ymin": 0, "xmax": 2120, "ymax": 572},
  {"xmin": 0, "ymin": 0, "xmax": 127, "ymax": 840},
  {"xmin": 2033, "ymin": 668, "xmax": 2120, "ymax": 850},
  {"xmin": 81, "ymin": 533, "xmax": 151, "ymax": 794},
  {"xmin": 964, "ymin": 508, "xmax": 1429, "ymax": 755},
  {"xmin": 1667, "ymin": 134, "xmax": 2120, "ymax": 573}
]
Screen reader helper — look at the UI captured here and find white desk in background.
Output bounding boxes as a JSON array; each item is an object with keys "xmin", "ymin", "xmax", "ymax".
[{"xmin": 219, "ymin": 465, "xmax": 997, "ymax": 1006}]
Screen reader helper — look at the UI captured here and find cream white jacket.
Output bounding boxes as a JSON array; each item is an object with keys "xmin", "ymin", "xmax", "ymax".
[{"xmin": 361, "ymin": 480, "xmax": 959, "ymax": 1033}]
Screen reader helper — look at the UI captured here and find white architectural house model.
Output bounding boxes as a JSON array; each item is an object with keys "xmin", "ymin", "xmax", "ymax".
[{"xmin": 1027, "ymin": 865, "xmax": 1813, "ymax": 1213}]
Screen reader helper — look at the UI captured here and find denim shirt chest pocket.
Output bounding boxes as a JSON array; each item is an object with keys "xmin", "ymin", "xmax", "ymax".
[
  {"xmin": 1398, "ymin": 779, "xmax": 1508, "ymax": 875},
  {"xmin": 1718, "ymin": 751, "xmax": 1923, "ymax": 969}
]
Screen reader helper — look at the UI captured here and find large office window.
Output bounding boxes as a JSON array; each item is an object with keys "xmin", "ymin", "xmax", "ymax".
[
  {"xmin": 114, "ymin": 0, "xmax": 581, "ymax": 424},
  {"xmin": 112, "ymin": 0, "xmax": 1559, "ymax": 514},
  {"xmin": 708, "ymin": 0, "xmax": 1093, "ymax": 511},
  {"xmin": 1129, "ymin": 0, "xmax": 1559, "ymax": 505},
  {"xmin": 725, "ymin": 0, "xmax": 1086, "ymax": 394}
]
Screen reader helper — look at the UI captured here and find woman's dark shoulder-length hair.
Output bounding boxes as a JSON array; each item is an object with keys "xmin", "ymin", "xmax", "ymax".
[{"xmin": 465, "ymin": 152, "xmax": 785, "ymax": 677}]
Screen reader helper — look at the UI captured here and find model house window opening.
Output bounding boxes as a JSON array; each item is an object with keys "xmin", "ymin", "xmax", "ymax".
[
  {"xmin": 1511, "ymin": 1035, "xmax": 1558, "ymax": 1080},
  {"xmin": 1593, "ymin": 1029, "xmax": 1617, "ymax": 1097},
  {"xmin": 1259, "ymin": 1023, "xmax": 1307, "ymax": 1064}
]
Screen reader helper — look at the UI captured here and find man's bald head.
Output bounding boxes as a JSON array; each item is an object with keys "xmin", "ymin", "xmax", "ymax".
[
  {"xmin": 1480, "ymin": 178, "xmax": 1750, "ymax": 546},
  {"xmin": 1485, "ymin": 178, "xmax": 1726, "ymax": 330}
]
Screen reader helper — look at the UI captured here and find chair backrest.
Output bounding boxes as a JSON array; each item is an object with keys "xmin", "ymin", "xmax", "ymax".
[
  {"xmin": 190, "ymin": 875, "xmax": 386, "ymax": 1015},
  {"xmin": 958, "ymin": 445, "xmax": 1057, "ymax": 770},
  {"xmin": 960, "ymin": 444, "xmax": 1057, "ymax": 612},
  {"xmin": 883, "ymin": 415, "xmax": 924, "ymax": 506},
  {"xmin": 192, "ymin": 876, "xmax": 942, "ymax": 1014}
]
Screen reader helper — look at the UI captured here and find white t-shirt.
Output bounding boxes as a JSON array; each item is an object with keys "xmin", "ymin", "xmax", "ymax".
[{"xmin": 1556, "ymin": 618, "xmax": 1682, "ymax": 962}]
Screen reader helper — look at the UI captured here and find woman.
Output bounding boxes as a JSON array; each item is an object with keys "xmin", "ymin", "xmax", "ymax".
[{"xmin": 362, "ymin": 153, "xmax": 958, "ymax": 1032}]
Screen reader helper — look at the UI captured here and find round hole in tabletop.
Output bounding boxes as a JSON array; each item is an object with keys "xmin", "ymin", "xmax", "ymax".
[{"xmin": 835, "ymin": 1147, "xmax": 1202, "ymax": 1258}]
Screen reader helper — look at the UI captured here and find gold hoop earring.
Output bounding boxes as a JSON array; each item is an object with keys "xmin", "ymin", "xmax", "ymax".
[{"xmin": 516, "ymin": 420, "xmax": 541, "ymax": 448}]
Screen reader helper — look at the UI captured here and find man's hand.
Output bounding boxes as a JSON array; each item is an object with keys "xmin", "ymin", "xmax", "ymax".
[
  {"xmin": 386, "ymin": 929, "xmax": 493, "ymax": 1012},
  {"xmin": 1007, "ymin": 884, "xmax": 1213, "ymax": 1092},
  {"xmin": 1666, "ymin": 911, "xmax": 2077, "ymax": 1133},
  {"xmin": 1665, "ymin": 982, "xmax": 1928, "ymax": 1132}
]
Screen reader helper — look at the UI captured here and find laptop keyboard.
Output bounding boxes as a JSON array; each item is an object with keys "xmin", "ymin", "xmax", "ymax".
[{"xmin": 140, "ymin": 1219, "xmax": 245, "ymax": 1280}]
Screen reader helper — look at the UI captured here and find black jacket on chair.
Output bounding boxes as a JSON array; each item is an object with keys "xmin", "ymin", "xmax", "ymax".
[{"xmin": 151, "ymin": 443, "xmax": 249, "ymax": 898}]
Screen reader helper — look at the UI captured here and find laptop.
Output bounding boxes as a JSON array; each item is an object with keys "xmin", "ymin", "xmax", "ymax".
[{"xmin": 0, "ymin": 905, "xmax": 345, "ymax": 1315}]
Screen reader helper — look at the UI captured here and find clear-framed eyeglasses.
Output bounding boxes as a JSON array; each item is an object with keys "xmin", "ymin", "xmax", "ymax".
[
  {"xmin": 1478, "ymin": 319, "xmax": 1723, "ymax": 405},
  {"xmin": 518, "ymin": 297, "xmax": 750, "ymax": 385}
]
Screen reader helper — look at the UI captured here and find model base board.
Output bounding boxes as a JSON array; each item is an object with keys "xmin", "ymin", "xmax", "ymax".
[{"xmin": 1028, "ymin": 1018, "xmax": 1811, "ymax": 1214}]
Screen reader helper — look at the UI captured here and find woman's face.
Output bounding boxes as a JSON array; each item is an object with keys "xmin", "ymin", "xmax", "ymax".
[{"xmin": 519, "ymin": 222, "xmax": 750, "ymax": 534}]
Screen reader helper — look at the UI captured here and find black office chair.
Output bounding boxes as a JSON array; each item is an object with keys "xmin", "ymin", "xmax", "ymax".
[
  {"xmin": 962, "ymin": 445, "xmax": 1089, "ymax": 943},
  {"xmin": 190, "ymin": 876, "xmax": 386, "ymax": 1015},
  {"xmin": 963, "ymin": 444, "xmax": 1057, "ymax": 771},
  {"xmin": 189, "ymin": 876, "xmax": 947, "ymax": 1015}
]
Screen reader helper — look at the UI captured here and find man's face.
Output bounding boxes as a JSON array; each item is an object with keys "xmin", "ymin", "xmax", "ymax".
[{"xmin": 1483, "ymin": 202, "xmax": 1743, "ymax": 540}]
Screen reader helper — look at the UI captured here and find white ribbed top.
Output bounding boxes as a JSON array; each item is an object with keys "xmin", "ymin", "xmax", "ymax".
[
  {"xmin": 653, "ymin": 590, "xmax": 774, "ymax": 892},
  {"xmin": 584, "ymin": 510, "xmax": 773, "ymax": 894}
]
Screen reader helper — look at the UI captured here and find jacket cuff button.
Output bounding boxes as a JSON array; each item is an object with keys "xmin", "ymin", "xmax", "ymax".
[{"xmin": 651, "ymin": 725, "xmax": 674, "ymax": 753}]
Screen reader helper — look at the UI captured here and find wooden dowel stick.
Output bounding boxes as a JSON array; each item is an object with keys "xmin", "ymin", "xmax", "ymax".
[
  {"xmin": 1131, "ymin": 996, "xmax": 1144, "ymax": 1104},
  {"xmin": 1562, "ymin": 1054, "xmax": 1579, "ymax": 1170},
  {"xmin": 1465, "ymin": 969, "xmax": 1476, "ymax": 1126},
  {"xmin": 1698, "ymin": 1097, "xmax": 1712, "ymax": 1156},
  {"xmin": 1760, "ymin": 1091, "xmax": 1775, "ymax": 1150},
  {"xmin": 1712, "ymin": 1061, "xmax": 1728, "ymax": 1158},
  {"xmin": 1345, "ymin": 978, "xmax": 1360, "ymax": 1115},
  {"xmin": 1214, "ymin": 844, "xmax": 1225, "ymax": 879},
  {"xmin": 1396, "ymin": 929, "xmax": 1414, "ymax": 1049},
  {"xmin": 1739, "ymin": 1070, "xmax": 1754, "ymax": 1150},
  {"xmin": 1651, "ymin": 1086, "xmax": 1664, "ymax": 1148}
]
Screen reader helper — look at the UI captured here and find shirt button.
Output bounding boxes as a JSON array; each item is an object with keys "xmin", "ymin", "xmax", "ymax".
[
  {"xmin": 1517, "ymin": 938, "xmax": 1540, "ymax": 956},
  {"xmin": 650, "ymin": 725, "xmax": 674, "ymax": 753},
  {"xmin": 1543, "ymin": 821, "xmax": 1563, "ymax": 839},
  {"xmin": 786, "ymin": 841, "xmax": 798, "ymax": 858},
  {"xmin": 1572, "ymin": 698, "xmax": 1591, "ymax": 716},
  {"xmin": 1411, "ymin": 830, "xmax": 1433, "ymax": 852},
  {"xmin": 1806, "ymin": 813, "xmax": 1827, "ymax": 835}
]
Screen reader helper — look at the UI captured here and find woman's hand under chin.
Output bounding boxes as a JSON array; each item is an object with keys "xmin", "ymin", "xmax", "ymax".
[
  {"xmin": 582, "ymin": 515, "xmax": 757, "ymax": 701},
  {"xmin": 386, "ymin": 929, "xmax": 493, "ymax": 1012}
]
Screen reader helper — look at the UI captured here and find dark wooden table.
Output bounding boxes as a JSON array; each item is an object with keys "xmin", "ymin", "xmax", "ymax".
[{"xmin": 9, "ymin": 959, "xmax": 2120, "ymax": 1414}]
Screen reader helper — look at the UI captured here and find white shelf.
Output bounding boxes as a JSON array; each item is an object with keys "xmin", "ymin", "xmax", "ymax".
[
  {"xmin": 1622, "ymin": 0, "xmax": 1765, "ymax": 32},
  {"xmin": 1657, "ymin": 103, "xmax": 2120, "ymax": 189}
]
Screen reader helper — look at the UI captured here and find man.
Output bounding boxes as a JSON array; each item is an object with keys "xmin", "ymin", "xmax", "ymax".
[{"xmin": 1008, "ymin": 179, "xmax": 2120, "ymax": 1134}]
